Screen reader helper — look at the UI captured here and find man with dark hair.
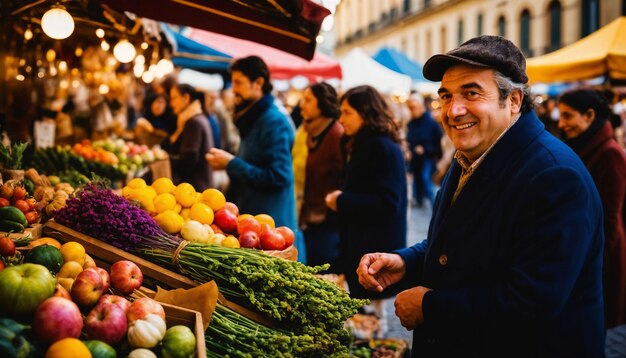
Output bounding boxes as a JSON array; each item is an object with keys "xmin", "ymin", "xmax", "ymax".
[
  {"xmin": 357, "ymin": 36, "xmax": 605, "ymax": 356},
  {"xmin": 206, "ymin": 56, "xmax": 300, "ymax": 254}
]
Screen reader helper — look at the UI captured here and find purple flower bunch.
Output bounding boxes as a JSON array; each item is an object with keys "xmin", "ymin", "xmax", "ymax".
[{"xmin": 55, "ymin": 184, "xmax": 181, "ymax": 252}]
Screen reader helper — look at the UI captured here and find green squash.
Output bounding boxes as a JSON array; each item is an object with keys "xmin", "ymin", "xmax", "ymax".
[
  {"xmin": 25, "ymin": 244, "xmax": 64, "ymax": 274},
  {"xmin": 83, "ymin": 340, "xmax": 117, "ymax": 358}
]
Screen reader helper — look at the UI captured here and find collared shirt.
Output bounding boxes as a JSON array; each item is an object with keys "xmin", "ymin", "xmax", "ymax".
[{"xmin": 451, "ymin": 113, "xmax": 521, "ymax": 204}]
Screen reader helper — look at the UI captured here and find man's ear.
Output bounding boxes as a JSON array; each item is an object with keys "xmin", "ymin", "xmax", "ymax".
[
  {"xmin": 510, "ymin": 89, "xmax": 523, "ymax": 114},
  {"xmin": 254, "ymin": 77, "xmax": 264, "ymax": 91}
]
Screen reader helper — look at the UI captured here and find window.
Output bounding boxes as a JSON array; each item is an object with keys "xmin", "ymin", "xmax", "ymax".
[
  {"xmin": 403, "ymin": 0, "xmax": 411, "ymax": 13},
  {"xmin": 520, "ymin": 9, "xmax": 531, "ymax": 56},
  {"xmin": 581, "ymin": 0, "xmax": 599, "ymax": 36},
  {"xmin": 441, "ymin": 26, "xmax": 447, "ymax": 53},
  {"xmin": 497, "ymin": 15, "xmax": 506, "ymax": 37},
  {"xmin": 426, "ymin": 30, "xmax": 432, "ymax": 57},
  {"xmin": 424, "ymin": 0, "xmax": 431, "ymax": 8},
  {"xmin": 458, "ymin": 18, "xmax": 464, "ymax": 45},
  {"xmin": 549, "ymin": 1, "xmax": 561, "ymax": 51},
  {"xmin": 477, "ymin": 13, "xmax": 484, "ymax": 36}
]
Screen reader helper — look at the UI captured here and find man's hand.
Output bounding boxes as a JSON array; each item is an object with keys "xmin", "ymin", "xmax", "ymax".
[
  {"xmin": 414, "ymin": 145, "xmax": 425, "ymax": 155},
  {"xmin": 206, "ymin": 148, "xmax": 235, "ymax": 170},
  {"xmin": 325, "ymin": 190, "xmax": 342, "ymax": 211},
  {"xmin": 394, "ymin": 286, "xmax": 431, "ymax": 330},
  {"xmin": 356, "ymin": 253, "xmax": 406, "ymax": 293}
]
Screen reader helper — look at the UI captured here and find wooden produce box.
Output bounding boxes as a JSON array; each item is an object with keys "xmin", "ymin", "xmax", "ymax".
[
  {"xmin": 43, "ymin": 220, "xmax": 197, "ymax": 289},
  {"xmin": 2, "ymin": 223, "xmax": 43, "ymax": 240},
  {"xmin": 162, "ymin": 302, "xmax": 207, "ymax": 358}
]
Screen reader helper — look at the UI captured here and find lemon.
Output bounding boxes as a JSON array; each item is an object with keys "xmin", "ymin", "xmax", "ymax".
[
  {"xmin": 152, "ymin": 177, "xmax": 176, "ymax": 194},
  {"xmin": 60, "ymin": 242, "xmax": 86, "ymax": 265},
  {"xmin": 127, "ymin": 178, "xmax": 147, "ymax": 189},
  {"xmin": 201, "ymin": 188, "xmax": 226, "ymax": 211},
  {"xmin": 189, "ymin": 203, "xmax": 214, "ymax": 225},
  {"xmin": 154, "ymin": 193, "xmax": 177, "ymax": 214},
  {"xmin": 154, "ymin": 210, "xmax": 185, "ymax": 234},
  {"xmin": 134, "ymin": 187, "xmax": 157, "ymax": 213},
  {"xmin": 180, "ymin": 208, "xmax": 191, "ymax": 221},
  {"xmin": 173, "ymin": 203, "xmax": 182, "ymax": 214},
  {"xmin": 175, "ymin": 183, "xmax": 197, "ymax": 208},
  {"xmin": 57, "ymin": 261, "xmax": 83, "ymax": 279},
  {"xmin": 222, "ymin": 235, "xmax": 240, "ymax": 248},
  {"xmin": 255, "ymin": 214, "xmax": 275, "ymax": 228}
]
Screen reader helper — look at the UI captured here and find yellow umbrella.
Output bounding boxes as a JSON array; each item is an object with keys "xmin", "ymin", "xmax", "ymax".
[{"xmin": 526, "ymin": 16, "xmax": 626, "ymax": 83}]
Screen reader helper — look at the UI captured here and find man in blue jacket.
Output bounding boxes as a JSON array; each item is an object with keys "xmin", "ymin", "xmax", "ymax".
[
  {"xmin": 206, "ymin": 56, "xmax": 301, "ymax": 255},
  {"xmin": 357, "ymin": 36, "xmax": 605, "ymax": 356}
]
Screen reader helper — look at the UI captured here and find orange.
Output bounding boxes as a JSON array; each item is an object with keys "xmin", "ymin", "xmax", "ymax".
[
  {"xmin": 45, "ymin": 338, "xmax": 92, "ymax": 358},
  {"xmin": 201, "ymin": 188, "xmax": 226, "ymax": 211},
  {"xmin": 189, "ymin": 203, "xmax": 214, "ymax": 225},
  {"xmin": 255, "ymin": 214, "xmax": 275, "ymax": 228},
  {"xmin": 60, "ymin": 242, "xmax": 86, "ymax": 266}
]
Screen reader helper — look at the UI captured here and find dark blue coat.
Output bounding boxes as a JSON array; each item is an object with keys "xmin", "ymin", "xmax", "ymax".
[
  {"xmin": 396, "ymin": 111, "xmax": 605, "ymax": 357},
  {"xmin": 337, "ymin": 127, "xmax": 407, "ymax": 299},
  {"xmin": 405, "ymin": 111, "xmax": 443, "ymax": 162},
  {"xmin": 226, "ymin": 95, "xmax": 297, "ymax": 231}
]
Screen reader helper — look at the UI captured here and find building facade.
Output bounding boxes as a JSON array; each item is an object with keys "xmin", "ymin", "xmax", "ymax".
[{"xmin": 335, "ymin": 0, "xmax": 625, "ymax": 63}]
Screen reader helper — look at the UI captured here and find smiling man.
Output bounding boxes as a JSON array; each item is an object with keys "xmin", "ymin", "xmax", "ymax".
[{"xmin": 356, "ymin": 36, "xmax": 605, "ymax": 356}]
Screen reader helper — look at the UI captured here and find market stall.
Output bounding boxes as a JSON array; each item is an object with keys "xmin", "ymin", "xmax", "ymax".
[{"xmin": 340, "ymin": 47, "xmax": 412, "ymax": 95}]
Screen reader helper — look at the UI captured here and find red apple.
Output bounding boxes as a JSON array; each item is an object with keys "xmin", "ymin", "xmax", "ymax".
[
  {"xmin": 71, "ymin": 268, "xmax": 105, "ymax": 308},
  {"xmin": 110, "ymin": 260, "xmax": 143, "ymax": 295},
  {"xmin": 93, "ymin": 267, "xmax": 110, "ymax": 293},
  {"xmin": 33, "ymin": 297, "xmax": 83, "ymax": 343},
  {"xmin": 260, "ymin": 228, "xmax": 286, "ymax": 250},
  {"xmin": 238, "ymin": 230, "xmax": 261, "ymax": 249},
  {"xmin": 213, "ymin": 209, "xmax": 238, "ymax": 234},
  {"xmin": 276, "ymin": 226, "xmax": 295, "ymax": 248},
  {"xmin": 237, "ymin": 217, "xmax": 261, "ymax": 235},
  {"xmin": 85, "ymin": 303, "xmax": 128, "ymax": 345},
  {"xmin": 97, "ymin": 294, "xmax": 131, "ymax": 314},
  {"xmin": 53, "ymin": 283, "xmax": 72, "ymax": 300},
  {"xmin": 127, "ymin": 297, "xmax": 166, "ymax": 323},
  {"xmin": 222, "ymin": 202, "xmax": 239, "ymax": 216},
  {"xmin": 210, "ymin": 224, "xmax": 224, "ymax": 234}
]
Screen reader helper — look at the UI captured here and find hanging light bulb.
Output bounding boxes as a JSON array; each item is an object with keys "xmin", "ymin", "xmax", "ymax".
[
  {"xmin": 41, "ymin": 5, "xmax": 74, "ymax": 40},
  {"xmin": 46, "ymin": 49, "xmax": 56, "ymax": 62},
  {"xmin": 101, "ymin": 40, "xmax": 110, "ymax": 51},
  {"xmin": 155, "ymin": 58, "xmax": 174, "ymax": 78},
  {"xmin": 141, "ymin": 42, "xmax": 149, "ymax": 50},
  {"xmin": 95, "ymin": 28, "xmax": 105, "ymax": 38},
  {"xmin": 75, "ymin": 47, "xmax": 83, "ymax": 57},
  {"xmin": 141, "ymin": 71, "xmax": 155, "ymax": 83},
  {"xmin": 24, "ymin": 26, "xmax": 33, "ymax": 41},
  {"xmin": 113, "ymin": 39, "xmax": 136, "ymax": 63}
]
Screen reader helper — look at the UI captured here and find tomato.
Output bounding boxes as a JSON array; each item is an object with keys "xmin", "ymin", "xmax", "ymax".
[
  {"xmin": 0, "ymin": 198, "xmax": 9, "ymax": 207},
  {"xmin": 13, "ymin": 199, "xmax": 30, "ymax": 214},
  {"xmin": 0, "ymin": 237, "xmax": 16, "ymax": 257},
  {"xmin": 25, "ymin": 211, "xmax": 39, "ymax": 225},
  {"xmin": 25, "ymin": 198, "xmax": 37, "ymax": 211},
  {"xmin": 12, "ymin": 186, "xmax": 26, "ymax": 201},
  {"xmin": 0, "ymin": 260, "xmax": 4, "ymax": 271}
]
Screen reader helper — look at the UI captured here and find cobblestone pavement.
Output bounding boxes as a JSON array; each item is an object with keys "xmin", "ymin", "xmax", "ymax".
[{"xmin": 383, "ymin": 203, "xmax": 626, "ymax": 357}]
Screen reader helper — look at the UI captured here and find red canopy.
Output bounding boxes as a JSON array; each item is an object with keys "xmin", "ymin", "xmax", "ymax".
[
  {"xmin": 99, "ymin": 0, "xmax": 330, "ymax": 60},
  {"xmin": 186, "ymin": 28, "xmax": 342, "ymax": 81}
]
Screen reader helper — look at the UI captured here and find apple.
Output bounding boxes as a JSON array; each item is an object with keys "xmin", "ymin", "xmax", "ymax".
[
  {"xmin": 222, "ymin": 202, "xmax": 239, "ymax": 216},
  {"xmin": 238, "ymin": 231, "xmax": 261, "ymax": 249},
  {"xmin": 33, "ymin": 297, "xmax": 83, "ymax": 343},
  {"xmin": 276, "ymin": 226, "xmax": 295, "ymax": 248},
  {"xmin": 260, "ymin": 228, "xmax": 286, "ymax": 250},
  {"xmin": 98, "ymin": 294, "xmax": 131, "ymax": 314},
  {"xmin": 85, "ymin": 303, "xmax": 128, "ymax": 345},
  {"xmin": 93, "ymin": 267, "xmax": 110, "ymax": 292},
  {"xmin": 53, "ymin": 283, "xmax": 72, "ymax": 300},
  {"xmin": 110, "ymin": 260, "xmax": 143, "ymax": 295},
  {"xmin": 213, "ymin": 209, "xmax": 238, "ymax": 234},
  {"xmin": 127, "ymin": 297, "xmax": 166, "ymax": 323},
  {"xmin": 71, "ymin": 268, "xmax": 105, "ymax": 308},
  {"xmin": 237, "ymin": 217, "xmax": 261, "ymax": 235}
]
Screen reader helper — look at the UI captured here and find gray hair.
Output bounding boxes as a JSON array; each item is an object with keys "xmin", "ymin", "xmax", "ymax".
[{"xmin": 494, "ymin": 71, "xmax": 532, "ymax": 113}]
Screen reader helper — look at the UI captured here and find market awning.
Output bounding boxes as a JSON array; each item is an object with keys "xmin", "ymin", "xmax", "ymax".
[
  {"xmin": 162, "ymin": 25, "xmax": 232, "ymax": 72},
  {"xmin": 372, "ymin": 47, "xmax": 427, "ymax": 82},
  {"xmin": 340, "ymin": 48, "xmax": 411, "ymax": 94},
  {"xmin": 526, "ymin": 16, "xmax": 626, "ymax": 83},
  {"xmin": 99, "ymin": 0, "xmax": 331, "ymax": 60},
  {"xmin": 182, "ymin": 27, "xmax": 342, "ymax": 81}
]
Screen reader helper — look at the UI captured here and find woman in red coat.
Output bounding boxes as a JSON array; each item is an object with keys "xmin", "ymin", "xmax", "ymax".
[{"xmin": 559, "ymin": 88, "xmax": 626, "ymax": 328}]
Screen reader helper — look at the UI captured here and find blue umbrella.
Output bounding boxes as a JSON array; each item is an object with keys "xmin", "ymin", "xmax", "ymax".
[{"xmin": 373, "ymin": 47, "xmax": 427, "ymax": 82}]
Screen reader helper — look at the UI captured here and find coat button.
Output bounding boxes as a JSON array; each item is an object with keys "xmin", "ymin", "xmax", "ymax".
[{"xmin": 439, "ymin": 254, "xmax": 448, "ymax": 266}]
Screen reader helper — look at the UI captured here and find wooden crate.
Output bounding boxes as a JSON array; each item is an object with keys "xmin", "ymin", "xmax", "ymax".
[
  {"xmin": 43, "ymin": 221, "xmax": 197, "ymax": 289},
  {"xmin": 162, "ymin": 302, "xmax": 207, "ymax": 358},
  {"xmin": 2, "ymin": 223, "xmax": 43, "ymax": 240}
]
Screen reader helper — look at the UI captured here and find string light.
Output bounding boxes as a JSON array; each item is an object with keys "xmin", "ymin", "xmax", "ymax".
[
  {"xmin": 113, "ymin": 39, "xmax": 136, "ymax": 63},
  {"xmin": 41, "ymin": 5, "xmax": 74, "ymax": 39}
]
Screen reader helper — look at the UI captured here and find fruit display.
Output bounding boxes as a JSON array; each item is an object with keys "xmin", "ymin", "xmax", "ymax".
[
  {"xmin": 54, "ymin": 184, "xmax": 368, "ymax": 356},
  {"xmin": 121, "ymin": 178, "xmax": 295, "ymax": 252}
]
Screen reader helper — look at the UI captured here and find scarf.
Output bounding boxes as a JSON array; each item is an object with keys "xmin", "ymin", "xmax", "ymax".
[
  {"xmin": 170, "ymin": 100, "xmax": 203, "ymax": 144},
  {"xmin": 564, "ymin": 116, "xmax": 607, "ymax": 153},
  {"xmin": 234, "ymin": 94, "xmax": 274, "ymax": 138}
]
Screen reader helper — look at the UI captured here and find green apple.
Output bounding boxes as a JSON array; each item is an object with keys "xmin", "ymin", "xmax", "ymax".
[
  {"xmin": 161, "ymin": 325, "xmax": 196, "ymax": 358},
  {"xmin": 0, "ymin": 263, "xmax": 55, "ymax": 316}
]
